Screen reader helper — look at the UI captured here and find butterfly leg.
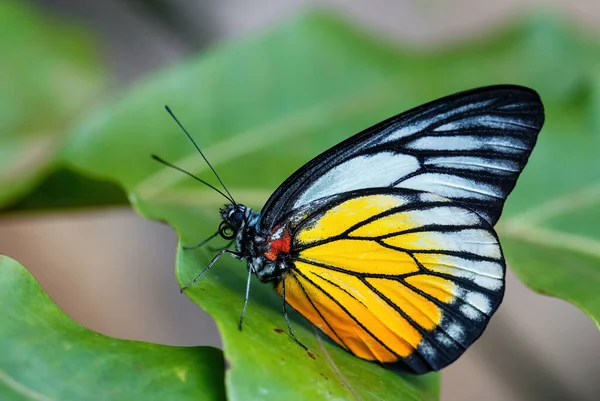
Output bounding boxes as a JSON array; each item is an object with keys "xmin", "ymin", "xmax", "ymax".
[
  {"xmin": 180, "ymin": 249, "xmax": 240, "ymax": 292},
  {"xmin": 238, "ymin": 266, "xmax": 253, "ymax": 331},
  {"xmin": 281, "ymin": 278, "xmax": 308, "ymax": 351},
  {"xmin": 183, "ymin": 230, "xmax": 219, "ymax": 250}
]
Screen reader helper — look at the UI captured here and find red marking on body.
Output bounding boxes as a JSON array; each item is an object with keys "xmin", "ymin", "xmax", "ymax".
[{"xmin": 265, "ymin": 228, "xmax": 291, "ymax": 261}]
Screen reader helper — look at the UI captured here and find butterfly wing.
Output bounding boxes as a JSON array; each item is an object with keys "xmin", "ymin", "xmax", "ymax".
[
  {"xmin": 261, "ymin": 85, "xmax": 544, "ymax": 228},
  {"xmin": 277, "ymin": 189, "xmax": 505, "ymax": 373},
  {"xmin": 260, "ymin": 85, "xmax": 543, "ymax": 373}
]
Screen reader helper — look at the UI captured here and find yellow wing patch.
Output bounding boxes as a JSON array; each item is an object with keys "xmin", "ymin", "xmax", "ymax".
[
  {"xmin": 297, "ymin": 194, "xmax": 405, "ymax": 244},
  {"xmin": 404, "ymin": 275, "xmax": 455, "ymax": 303},
  {"xmin": 365, "ymin": 277, "xmax": 441, "ymax": 330},
  {"xmin": 299, "ymin": 239, "xmax": 418, "ymax": 275},
  {"xmin": 281, "ymin": 262, "xmax": 426, "ymax": 360}
]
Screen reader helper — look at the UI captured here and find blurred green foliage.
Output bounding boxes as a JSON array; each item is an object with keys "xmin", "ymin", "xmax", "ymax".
[
  {"xmin": 0, "ymin": 0, "xmax": 106, "ymax": 207},
  {"xmin": 0, "ymin": 4, "xmax": 599, "ymax": 401}
]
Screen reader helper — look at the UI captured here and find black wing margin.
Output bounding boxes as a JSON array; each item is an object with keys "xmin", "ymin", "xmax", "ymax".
[{"xmin": 260, "ymin": 85, "xmax": 544, "ymax": 228}]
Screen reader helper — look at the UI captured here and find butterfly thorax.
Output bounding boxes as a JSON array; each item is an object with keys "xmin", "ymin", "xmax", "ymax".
[{"xmin": 220, "ymin": 204, "xmax": 292, "ymax": 283}]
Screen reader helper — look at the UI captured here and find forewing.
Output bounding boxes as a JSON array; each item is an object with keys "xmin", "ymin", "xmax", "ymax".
[
  {"xmin": 279, "ymin": 189, "xmax": 505, "ymax": 374},
  {"xmin": 261, "ymin": 85, "xmax": 544, "ymax": 227}
]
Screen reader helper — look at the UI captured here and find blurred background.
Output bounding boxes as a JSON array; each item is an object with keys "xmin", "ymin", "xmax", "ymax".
[{"xmin": 1, "ymin": 1, "xmax": 599, "ymax": 400}]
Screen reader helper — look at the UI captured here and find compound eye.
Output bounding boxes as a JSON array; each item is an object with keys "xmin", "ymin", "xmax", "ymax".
[
  {"xmin": 230, "ymin": 210, "xmax": 244, "ymax": 225},
  {"xmin": 219, "ymin": 221, "xmax": 236, "ymax": 240}
]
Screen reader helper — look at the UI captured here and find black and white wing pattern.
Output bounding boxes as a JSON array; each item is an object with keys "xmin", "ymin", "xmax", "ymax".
[{"xmin": 260, "ymin": 85, "xmax": 544, "ymax": 227}]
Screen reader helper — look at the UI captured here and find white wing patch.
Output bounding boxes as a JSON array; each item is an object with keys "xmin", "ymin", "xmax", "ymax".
[
  {"xmin": 383, "ymin": 121, "xmax": 429, "ymax": 143},
  {"xmin": 460, "ymin": 303, "xmax": 485, "ymax": 320},
  {"xmin": 405, "ymin": 135, "xmax": 529, "ymax": 153},
  {"xmin": 382, "ymin": 100, "xmax": 493, "ymax": 144},
  {"xmin": 465, "ymin": 292, "xmax": 492, "ymax": 315},
  {"xmin": 399, "ymin": 173, "xmax": 502, "ymax": 200},
  {"xmin": 424, "ymin": 156, "xmax": 519, "ymax": 174},
  {"xmin": 433, "ymin": 115, "xmax": 535, "ymax": 132},
  {"xmin": 293, "ymin": 152, "xmax": 419, "ymax": 209},
  {"xmin": 445, "ymin": 322, "xmax": 465, "ymax": 342}
]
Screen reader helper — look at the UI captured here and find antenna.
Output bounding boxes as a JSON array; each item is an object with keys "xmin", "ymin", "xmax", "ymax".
[
  {"xmin": 151, "ymin": 155, "xmax": 234, "ymax": 204},
  {"xmin": 164, "ymin": 105, "xmax": 237, "ymax": 206}
]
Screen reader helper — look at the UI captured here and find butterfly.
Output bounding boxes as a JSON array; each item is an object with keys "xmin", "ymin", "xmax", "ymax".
[{"xmin": 153, "ymin": 85, "xmax": 544, "ymax": 374}]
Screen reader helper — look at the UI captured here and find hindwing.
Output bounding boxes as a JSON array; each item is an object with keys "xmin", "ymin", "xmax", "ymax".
[{"xmin": 277, "ymin": 189, "xmax": 505, "ymax": 373}]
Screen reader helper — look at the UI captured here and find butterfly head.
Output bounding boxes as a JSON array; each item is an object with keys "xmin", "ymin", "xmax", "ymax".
[{"xmin": 219, "ymin": 204, "xmax": 248, "ymax": 240}]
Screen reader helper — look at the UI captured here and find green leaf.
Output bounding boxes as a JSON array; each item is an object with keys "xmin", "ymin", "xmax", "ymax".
[
  {"xmin": 0, "ymin": 255, "xmax": 225, "ymax": 401},
  {"xmin": 0, "ymin": 0, "xmax": 104, "ymax": 207},
  {"xmin": 61, "ymin": 10, "xmax": 599, "ymax": 399}
]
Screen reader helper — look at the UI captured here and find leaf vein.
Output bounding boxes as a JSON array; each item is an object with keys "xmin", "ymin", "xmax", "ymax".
[
  {"xmin": 499, "ymin": 224, "xmax": 600, "ymax": 260},
  {"xmin": 0, "ymin": 369, "xmax": 55, "ymax": 401},
  {"xmin": 503, "ymin": 182, "xmax": 600, "ymax": 226},
  {"xmin": 314, "ymin": 328, "xmax": 361, "ymax": 401}
]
